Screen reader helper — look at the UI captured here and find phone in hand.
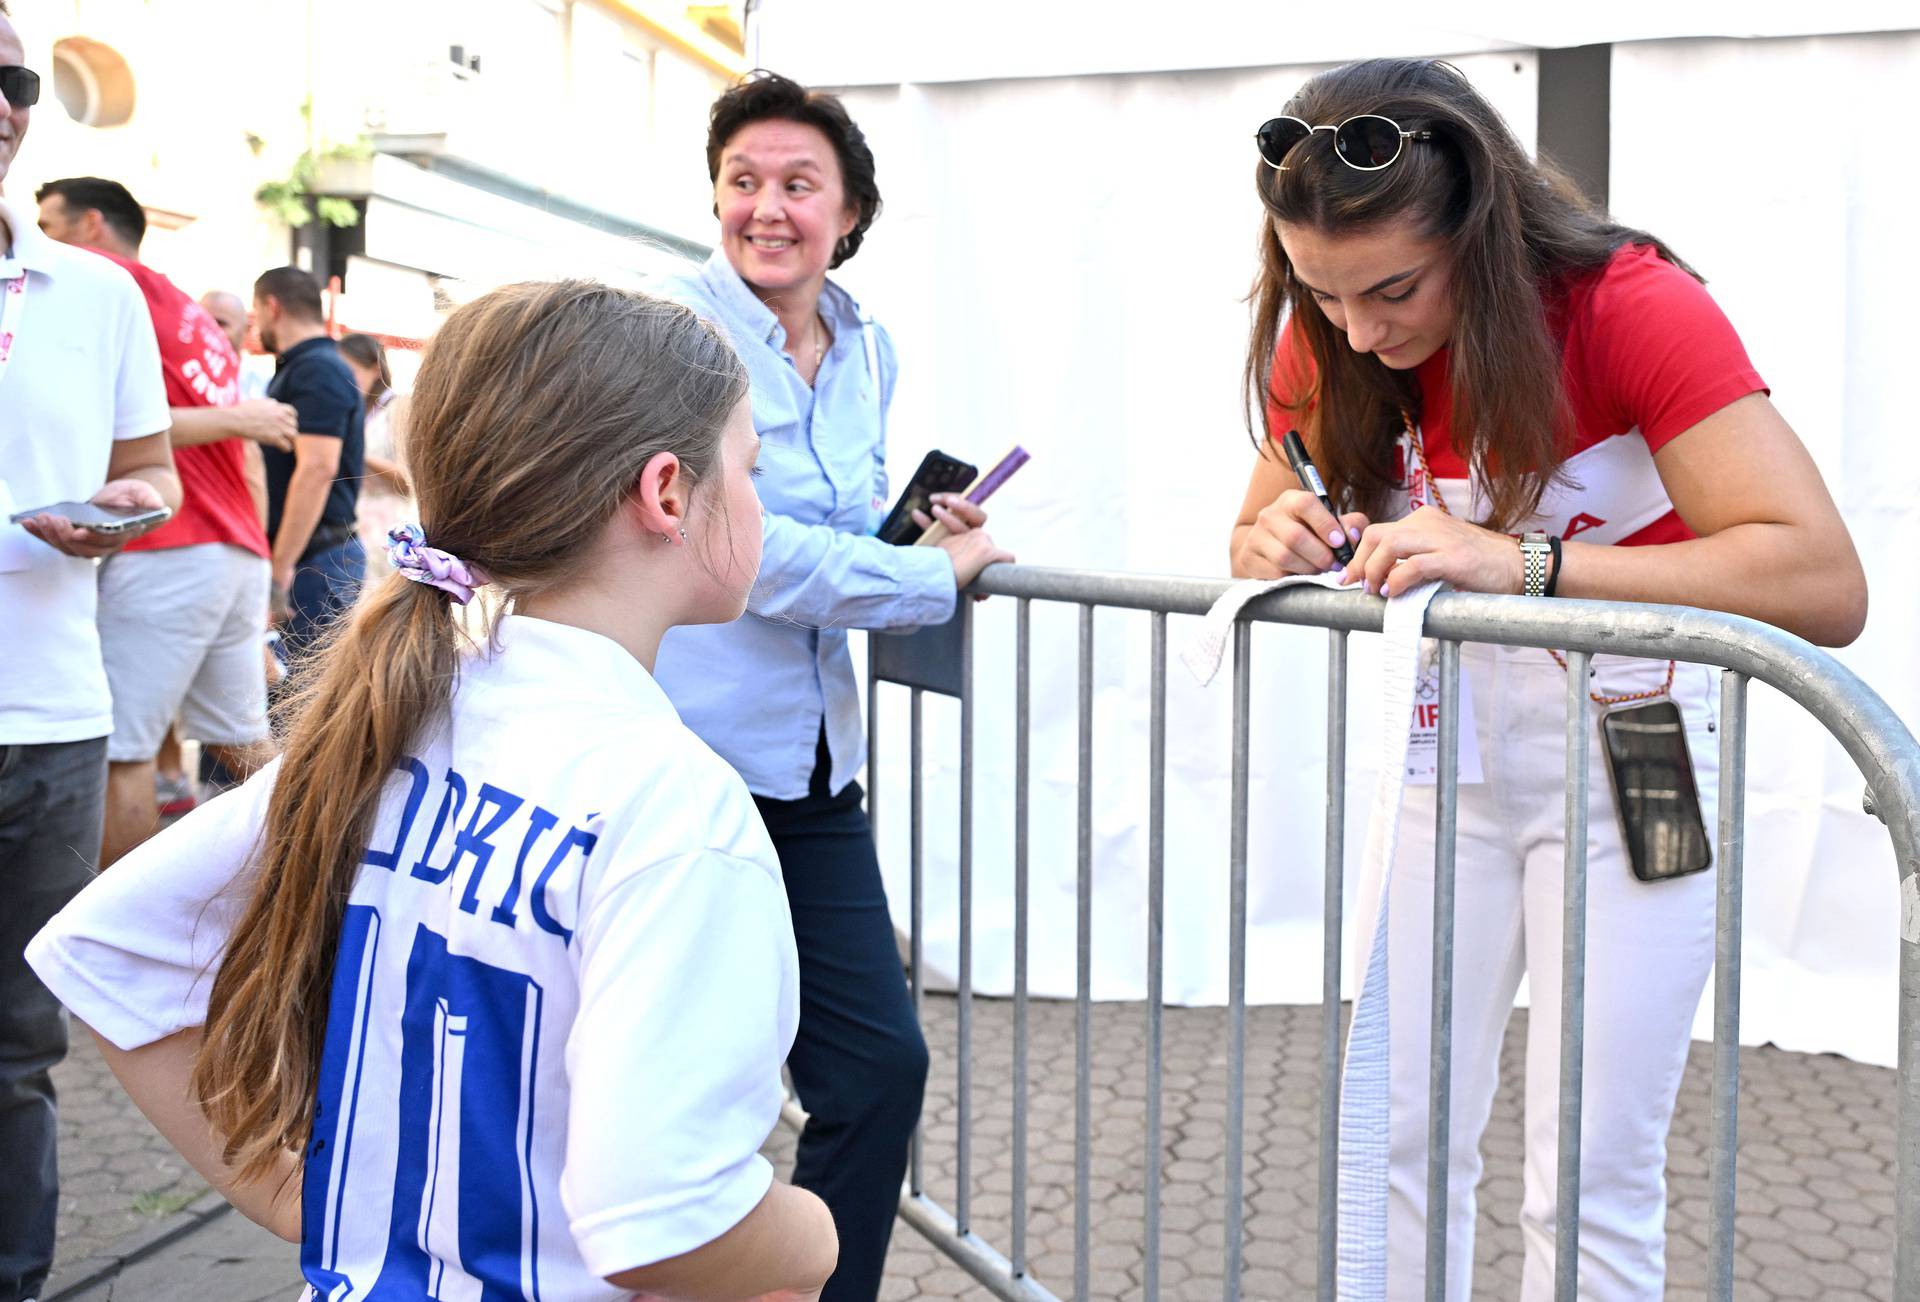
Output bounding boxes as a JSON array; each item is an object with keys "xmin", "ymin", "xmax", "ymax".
[
  {"xmin": 875, "ymin": 451, "xmax": 977, "ymax": 546},
  {"xmin": 1599, "ymin": 700, "xmax": 1712, "ymax": 882},
  {"xmin": 8, "ymin": 499, "xmax": 171, "ymax": 534}
]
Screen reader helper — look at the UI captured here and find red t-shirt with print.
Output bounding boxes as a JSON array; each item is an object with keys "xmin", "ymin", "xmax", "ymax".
[
  {"xmin": 1271, "ymin": 242, "xmax": 1767, "ymax": 546},
  {"xmin": 95, "ymin": 250, "xmax": 269, "ymax": 558}
]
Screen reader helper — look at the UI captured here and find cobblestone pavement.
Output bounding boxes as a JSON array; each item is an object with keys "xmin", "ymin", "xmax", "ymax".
[{"xmin": 49, "ymin": 995, "xmax": 1898, "ymax": 1299}]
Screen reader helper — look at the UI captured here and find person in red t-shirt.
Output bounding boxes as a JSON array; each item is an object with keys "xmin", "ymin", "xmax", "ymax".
[
  {"xmin": 1229, "ymin": 61, "xmax": 1864, "ymax": 1302},
  {"xmin": 35, "ymin": 178, "xmax": 300, "ymax": 865}
]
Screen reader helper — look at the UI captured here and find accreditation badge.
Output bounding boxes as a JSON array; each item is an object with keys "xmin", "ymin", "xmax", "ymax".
[{"xmin": 1405, "ymin": 639, "xmax": 1485, "ymax": 785}]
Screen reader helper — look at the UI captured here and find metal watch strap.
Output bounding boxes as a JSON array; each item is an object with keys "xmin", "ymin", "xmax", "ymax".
[{"xmin": 1520, "ymin": 531, "xmax": 1551, "ymax": 598}]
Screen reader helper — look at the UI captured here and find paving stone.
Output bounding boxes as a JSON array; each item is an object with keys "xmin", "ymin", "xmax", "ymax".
[{"xmin": 50, "ymin": 995, "xmax": 1899, "ymax": 1300}]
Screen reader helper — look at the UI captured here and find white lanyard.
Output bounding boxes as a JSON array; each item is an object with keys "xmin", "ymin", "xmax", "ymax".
[{"xmin": 0, "ymin": 267, "xmax": 32, "ymax": 391}]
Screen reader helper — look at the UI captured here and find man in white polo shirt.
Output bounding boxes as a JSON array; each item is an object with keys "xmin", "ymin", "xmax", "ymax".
[{"xmin": 0, "ymin": 6, "xmax": 179, "ymax": 1298}]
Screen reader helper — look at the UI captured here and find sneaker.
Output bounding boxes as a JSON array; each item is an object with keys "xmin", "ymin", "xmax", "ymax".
[{"xmin": 156, "ymin": 770, "xmax": 198, "ymax": 817}]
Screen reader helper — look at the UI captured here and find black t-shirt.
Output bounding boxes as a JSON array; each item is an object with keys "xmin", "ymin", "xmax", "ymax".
[{"xmin": 264, "ymin": 335, "xmax": 366, "ymax": 545}]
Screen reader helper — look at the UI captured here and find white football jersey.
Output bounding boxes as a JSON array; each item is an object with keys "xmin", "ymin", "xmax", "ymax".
[{"xmin": 29, "ymin": 615, "xmax": 799, "ymax": 1299}]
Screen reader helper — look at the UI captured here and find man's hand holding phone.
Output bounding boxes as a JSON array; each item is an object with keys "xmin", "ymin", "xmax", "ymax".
[{"xmin": 15, "ymin": 480, "xmax": 171, "ymax": 559}]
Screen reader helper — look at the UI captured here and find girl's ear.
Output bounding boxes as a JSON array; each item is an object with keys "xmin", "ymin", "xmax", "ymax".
[{"xmin": 631, "ymin": 450, "xmax": 687, "ymax": 538}]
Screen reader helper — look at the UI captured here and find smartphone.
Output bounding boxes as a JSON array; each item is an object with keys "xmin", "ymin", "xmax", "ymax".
[
  {"xmin": 874, "ymin": 450, "xmax": 978, "ymax": 545},
  {"xmin": 7, "ymin": 499, "xmax": 171, "ymax": 534},
  {"xmin": 1599, "ymin": 700, "xmax": 1713, "ymax": 882}
]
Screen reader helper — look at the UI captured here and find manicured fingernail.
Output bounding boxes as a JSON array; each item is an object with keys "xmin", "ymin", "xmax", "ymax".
[
  {"xmin": 1328, "ymin": 529, "xmax": 1345, "ymax": 546},
  {"xmin": 1349, "ymin": 527, "xmax": 1363, "ymax": 544}
]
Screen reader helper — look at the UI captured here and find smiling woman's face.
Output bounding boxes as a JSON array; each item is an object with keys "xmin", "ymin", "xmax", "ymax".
[
  {"xmin": 1277, "ymin": 217, "xmax": 1456, "ymax": 370},
  {"xmin": 713, "ymin": 119, "xmax": 857, "ymax": 304}
]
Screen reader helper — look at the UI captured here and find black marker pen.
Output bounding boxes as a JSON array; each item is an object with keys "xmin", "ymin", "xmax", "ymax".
[{"xmin": 1280, "ymin": 429, "xmax": 1356, "ymax": 566}]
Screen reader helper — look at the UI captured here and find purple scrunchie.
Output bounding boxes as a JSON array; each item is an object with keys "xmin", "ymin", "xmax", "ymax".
[{"xmin": 386, "ymin": 523, "xmax": 488, "ymax": 605}]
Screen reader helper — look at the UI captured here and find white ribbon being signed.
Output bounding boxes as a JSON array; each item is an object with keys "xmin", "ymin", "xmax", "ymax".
[
  {"xmin": 1179, "ymin": 572, "xmax": 1355, "ymax": 687},
  {"xmin": 1184, "ymin": 574, "xmax": 1445, "ymax": 1300}
]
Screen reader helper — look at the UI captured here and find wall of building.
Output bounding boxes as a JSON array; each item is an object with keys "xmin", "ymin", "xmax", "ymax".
[{"xmin": 10, "ymin": 0, "xmax": 740, "ymax": 330}]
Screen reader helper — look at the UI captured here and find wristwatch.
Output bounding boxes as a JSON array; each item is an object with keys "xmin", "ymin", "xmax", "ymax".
[{"xmin": 1520, "ymin": 532, "xmax": 1552, "ymax": 598}]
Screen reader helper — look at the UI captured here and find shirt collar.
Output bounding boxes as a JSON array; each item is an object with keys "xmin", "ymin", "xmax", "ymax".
[
  {"xmin": 697, "ymin": 247, "xmax": 866, "ymax": 346},
  {"xmin": 484, "ymin": 615, "xmax": 679, "ymax": 720},
  {"xmin": 0, "ymin": 196, "xmax": 62, "ymax": 279},
  {"xmin": 277, "ymin": 335, "xmax": 337, "ymax": 367},
  {"xmin": 698, "ymin": 248, "xmax": 781, "ymax": 343}
]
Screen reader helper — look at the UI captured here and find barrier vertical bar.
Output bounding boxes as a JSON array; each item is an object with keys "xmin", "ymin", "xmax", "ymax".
[
  {"xmin": 1424, "ymin": 640, "xmax": 1461, "ymax": 1302},
  {"xmin": 1226, "ymin": 620, "xmax": 1252, "ymax": 1298},
  {"xmin": 1318, "ymin": 628, "xmax": 1348, "ymax": 1301},
  {"xmin": 1708, "ymin": 670, "xmax": 1748, "ymax": 1301},
  {"xmin": 1075, "ymin": 603, "xmax": 1094, "ymax": 1302},
  {"xmin": 909, "ymin": 686, "xmax": 925, "ymax": 1197},
  {"xmin": 1899, "ymin": 884, "xmax": 1919, "ymax": 1302},
  {"xmin": 868, "ymin": 662, "xmax": 880, "ymax": 839},
  {"xmin": 1146, "ymin": 611, "xmax": 1167, "ymax": 1302},
  {"xmin": 1554, "ymin": 651, "xmax": 1592, "ymax": 1301},
  {"xmin": 957, "ymin": 606, "xmax": 975, "ymax": 1235},
  {"xmin": 1013, "ymin": 598, "xmax": 1032, "ymax": 1278}
]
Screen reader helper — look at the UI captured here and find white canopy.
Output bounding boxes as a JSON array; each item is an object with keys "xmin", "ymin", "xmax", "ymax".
[{"xmin": 752, "ymin": 0, "xmax": 1913, "ymax": 85}]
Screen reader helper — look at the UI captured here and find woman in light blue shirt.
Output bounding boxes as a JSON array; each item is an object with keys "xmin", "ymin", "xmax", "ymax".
[{"xmin": 651, "ymin": 71, "xmax": 1011, "ymax": 1302}]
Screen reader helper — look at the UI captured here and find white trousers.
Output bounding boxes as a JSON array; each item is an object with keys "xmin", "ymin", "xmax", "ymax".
[{"xmin": 1355, "ymin": 644, "xmax": 1721, "ymax": 1301}]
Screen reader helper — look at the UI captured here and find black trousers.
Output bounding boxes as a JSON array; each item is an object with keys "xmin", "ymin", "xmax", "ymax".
[
  {"xmin": 754, "ymin": 744, "xmax": 927, "ymax": 1302},
  {"xmin": 0, "ymin": 737, "xmax": 107, "ymax": 1302}
]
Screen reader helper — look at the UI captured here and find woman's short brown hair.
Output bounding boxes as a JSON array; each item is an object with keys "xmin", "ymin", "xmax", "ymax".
[{"xmin": 706, "ymin": 69, "xmax": 881, "ymax": 269}]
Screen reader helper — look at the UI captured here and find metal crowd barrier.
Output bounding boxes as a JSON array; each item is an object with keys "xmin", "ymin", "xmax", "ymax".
[{"xmin": 853, "ymin": 563, "xmax": 1920, "ymax": 1302}]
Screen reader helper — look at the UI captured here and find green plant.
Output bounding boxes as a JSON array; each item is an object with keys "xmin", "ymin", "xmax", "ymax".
[{"xmin": 255, "ymin": 138, "xmax": 371, "ymax": 229}]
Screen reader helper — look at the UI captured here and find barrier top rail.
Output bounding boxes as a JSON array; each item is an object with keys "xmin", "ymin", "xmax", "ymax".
[
  {"xmin": 881, "ymin": 561, "xmax": 1920, "ymax": 1300},
  {"xmin": 970, "ymin": 563, "xmax": 1920, "ymax": 879}
]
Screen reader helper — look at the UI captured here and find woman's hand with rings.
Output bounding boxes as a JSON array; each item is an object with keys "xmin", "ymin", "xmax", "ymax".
[
  {"xmin": 1339, "ymin": 506, "xmax": 1524, "ymax": 598},
  {"xmin": 1235, "ymin": 488, "xmax": 1369, "ymax": 579}
]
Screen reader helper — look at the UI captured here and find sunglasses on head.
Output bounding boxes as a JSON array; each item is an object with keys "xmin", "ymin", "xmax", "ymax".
[
  {"xmin": 1255, "ymin": 114, "xmax": 1431, "ymax": 172},
  {"xmin": 0, "ymin": 67, "xmax": 40, "ymax": 109}
]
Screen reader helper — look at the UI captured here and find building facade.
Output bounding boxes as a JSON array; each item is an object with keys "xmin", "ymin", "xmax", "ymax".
[{"xmin": 16, "ymin": 0, "xmax": 741, "ymax": 346}]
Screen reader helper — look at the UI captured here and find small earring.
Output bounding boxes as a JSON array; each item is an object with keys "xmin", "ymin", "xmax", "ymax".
[{"xmin": 661, "ymin": 528, "xmax": 688, "ymax": 544}]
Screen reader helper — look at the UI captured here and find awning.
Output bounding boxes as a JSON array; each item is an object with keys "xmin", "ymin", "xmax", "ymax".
[{"xmin": 319, "ymin": 151, "xmax": 707, "ymax": 296}]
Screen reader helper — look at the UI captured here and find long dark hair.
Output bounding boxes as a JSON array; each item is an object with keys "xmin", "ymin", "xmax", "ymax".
[
  {"xmin": 336, "ymin": 332, "xmax": 391, "ymax": 413},
  {"xmin": 192, "ymin": 283, "xmax": 747, "ymax": 1181},
  {"xmin": 1245, "ymin": 58, "xmax": 1696, "ymax": 531}
]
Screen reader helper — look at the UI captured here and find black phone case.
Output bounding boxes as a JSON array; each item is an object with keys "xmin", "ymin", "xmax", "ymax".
[
  {"xmin": 875, "ymin": 450, "xmax": 978, "ymax": 545},
  {"xmin": 1599, "ymin": 701, "xmax": 1713, "ymax": 882}
]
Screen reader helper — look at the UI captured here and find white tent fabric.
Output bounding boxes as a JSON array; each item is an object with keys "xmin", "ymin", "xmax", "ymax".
[
  {"xmin": 751, "ymin": 0, "xmax": 1913, "ymax": 85},
  {"xmin": 753, "ymin": 23, "xmax": 1920, "ymax": 1067}
]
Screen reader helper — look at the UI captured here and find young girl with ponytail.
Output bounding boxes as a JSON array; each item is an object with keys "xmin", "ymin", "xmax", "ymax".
[{"xmin": 28, "ymin": 281, "xmax": 838, "ymax": 1300}]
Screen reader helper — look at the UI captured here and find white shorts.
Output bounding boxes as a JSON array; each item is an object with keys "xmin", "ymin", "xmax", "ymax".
[{"xmin": 97, "ymin": 542, "xmax": 271, "ymax": 763}]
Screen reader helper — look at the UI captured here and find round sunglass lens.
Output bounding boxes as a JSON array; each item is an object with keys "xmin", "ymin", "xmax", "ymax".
[
  {"xmin": 1336, "ymin": 115, "xmax": 1406, "ymax": 169},
  {"xmin": 0, "ymin": 69, "xmax": 36, "ymax": 109},
  {"xmin": 1256, "ymin": 117, "xmax": 1312, "ymax": 168}
]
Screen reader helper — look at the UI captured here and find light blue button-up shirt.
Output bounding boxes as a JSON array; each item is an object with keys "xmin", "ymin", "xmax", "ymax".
[{"xmin": 651, "ymin": 251, "xmax": 957, "ymax": 800}]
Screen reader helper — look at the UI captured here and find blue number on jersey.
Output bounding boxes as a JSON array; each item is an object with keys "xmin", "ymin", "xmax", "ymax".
[{"xmin": 304, "ymin": 906, "xmax": 548, "ymax": 1300}]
